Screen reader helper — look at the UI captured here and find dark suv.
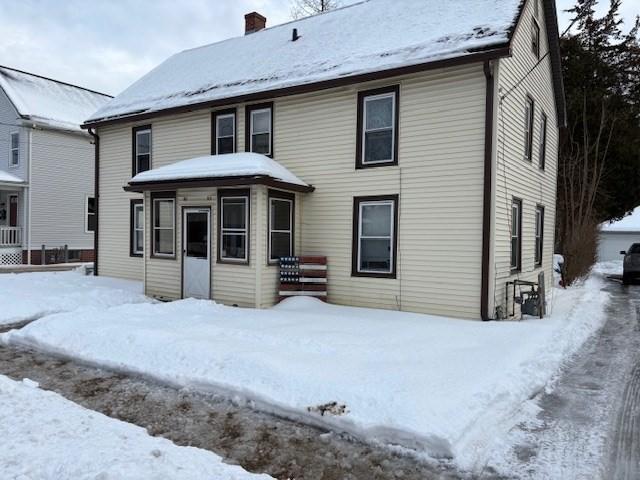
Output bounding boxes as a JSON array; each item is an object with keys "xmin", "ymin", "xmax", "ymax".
[{"xmin": 621, "ymin": 243, "xmax": 640, "ymax": 284}]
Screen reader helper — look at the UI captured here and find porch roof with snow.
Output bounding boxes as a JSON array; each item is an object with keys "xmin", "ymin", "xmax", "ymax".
[
  {"xmin": 0, "ymin": 169, "xmax": 26, "ymax": 189},
  {"xmin": 0, "ymin": 65, "xmax": 112, "ymax": 132},
  {"xmin": 84, "ymin": 0, "xmax": 566, "ymax": 128},
  {"xmin": 124, "ymin": 153, "xmax": 314, "ymax": 193}
]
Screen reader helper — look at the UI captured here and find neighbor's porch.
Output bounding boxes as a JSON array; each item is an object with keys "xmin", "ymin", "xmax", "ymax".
[{"xmin": 0, "ymin": 180, "xmax": 27, "ymax": 265}]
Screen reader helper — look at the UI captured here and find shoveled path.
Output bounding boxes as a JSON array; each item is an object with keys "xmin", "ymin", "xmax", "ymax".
[
  {"xmin": 0, "ymin": 325, "xmax": 483, "ymax": 480},
  {"xmin": 498, "ymin": 279, "xmax": 640, "ymax": 479}
]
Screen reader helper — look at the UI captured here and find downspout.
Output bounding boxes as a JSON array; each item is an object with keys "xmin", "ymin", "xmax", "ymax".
[
  {"xmin": 88, "ymin": 128, "xmax": 99, "ymax": 276},
  {"xmin": 481, "ymin": 60, "xmax": 495, "ymax": 321},
  {"xmin": 27, "ymin": 128, "xmax": 33, "ymax": 265}
]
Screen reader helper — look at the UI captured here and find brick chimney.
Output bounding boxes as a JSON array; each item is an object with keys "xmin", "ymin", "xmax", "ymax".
[{"xmin": 244, "ymin": 12, "xmax": 266, "ymax": 35}]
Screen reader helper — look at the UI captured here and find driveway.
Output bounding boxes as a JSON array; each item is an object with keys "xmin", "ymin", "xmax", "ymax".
[{"xmin": 500, "ymin": 278, "xmax": 640, "ymax": 479}]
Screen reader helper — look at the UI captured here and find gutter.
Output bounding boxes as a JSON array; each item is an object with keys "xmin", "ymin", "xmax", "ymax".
[
  {"xmin": 88, "ymin": 128, "xmax": 99, "ymax": 276},
  {"xmin": 481, "ymin": 60, "xmax": 495, "ymax": 321}
]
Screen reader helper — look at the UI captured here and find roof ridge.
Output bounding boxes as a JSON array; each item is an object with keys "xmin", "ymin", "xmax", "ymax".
[
  {"xmin": 0, "ymin": 64, "xmax": 113, "ymax": 98},
  {"xmin": 180, "ymin": 0, "xmax": 371, "ymax": 55}
]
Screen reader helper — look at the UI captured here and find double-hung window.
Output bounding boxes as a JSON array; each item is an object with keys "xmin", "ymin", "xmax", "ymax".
[
  {"xmin": 538, "ymin": 112, "xmax": 547, "ymax": 170},
  {"xmin": 85, "ymin": 196, "xmax": 96, "ymax": 233},
  {"xmin": 152, "ymin": 193, "xmax": 175, "ymax": 257},
  {"xmin": 132, "ymin": 125, "xmax": 152, "ymax": 176},
  {"xmin": 218, "ymin": 189, "xmax": 249, "ymax": 263},
  {"xmin": 511, "ymin": 198, "xmax": 522, "ymax": 271},
  {"xmin": 357, "ymin": 85, "xmax": 399, "ymax": 168},
  {"xmin": 213, "ymin": 109, "xmax": 236, "ymax": 155},
  {"xmin": 9, "ymin": 132, "xmax": 19, "ymax": 166},
  {"xmin": 352, "ymin": 195, "xmax": 398, "ymax": 277},
  {"xmin": 531, "ymin": 19, "xmax": 541, "ymax": 58},
  {"xmin": 268, "ymin": 191, "xmax": 294, "ymax": 262},
  {"xmin": 246, "ymin": 103, "xmax": 273, "ymax": 156},
  {"xmin": 524, "ymin": 96, "xmax": 535, "ymax": 162},
  {"xmin": 535, "ymin": 205, "xmax": 544, "ymax": 266},
  {"xmin": 130, "ymin": 199, "xmax": 144, "ymax": 257}
]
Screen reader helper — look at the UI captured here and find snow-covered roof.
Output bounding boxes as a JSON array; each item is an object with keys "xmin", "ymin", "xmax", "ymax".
[
  {"xmin": 87, "ymin": 0, "xmax": 522, "ymax": 124},
  {"xmin": 0, "ymin": 66, "xmax": 112, "ymax": 132},
  {"xmin": 128, "ymin": 153, "xmax": 311, "ymax": 191},
  {"xmin": 601, "ymin": 207, "xmax": 640, "ymax": 233},
  {"xmin": 0, "ymin": 169, "xmax": 25, "ymax": 185}
]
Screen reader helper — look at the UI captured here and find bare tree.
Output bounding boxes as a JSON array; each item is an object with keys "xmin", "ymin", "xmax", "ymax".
[{"xmin": 291, "ymin": 0, "xmax": 341, "ymax": 19}]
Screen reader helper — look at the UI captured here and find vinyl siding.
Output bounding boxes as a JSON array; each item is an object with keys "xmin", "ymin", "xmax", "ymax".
[
  {"xmin": 492, "ymin": 0, "xmax": 559, "ymax": 317},
  {"xmin": 0, "ymin": 88, "xmax": 27, "ymax": 179},
  {"xmin": 30, "ymin": 128, "xmax": 94, "ymax": 249}
]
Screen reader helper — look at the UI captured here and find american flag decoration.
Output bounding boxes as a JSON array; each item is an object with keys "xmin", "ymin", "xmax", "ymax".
[{"xmin": 278, "ymin": 256, "xmax": 327, "ymax": 302}]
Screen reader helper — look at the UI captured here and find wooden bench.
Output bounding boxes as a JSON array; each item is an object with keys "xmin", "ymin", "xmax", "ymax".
[{"xmin": 278, "ymin": 256, "xmax": 327, "ymax": 302}]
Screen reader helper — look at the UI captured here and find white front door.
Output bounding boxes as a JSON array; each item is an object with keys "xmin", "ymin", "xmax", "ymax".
[{"xmin": 182, "ymin": 208, "xmax": 211, "ymax": 299}]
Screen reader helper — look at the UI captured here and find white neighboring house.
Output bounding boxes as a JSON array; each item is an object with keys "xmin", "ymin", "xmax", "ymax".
[
  {"xmin": 0, "ymin": 65, "xmax": 111, "ymax": 265},
  {"xmin": 598, "ymin": 206, "xmax": 640, "ymax": 262}
]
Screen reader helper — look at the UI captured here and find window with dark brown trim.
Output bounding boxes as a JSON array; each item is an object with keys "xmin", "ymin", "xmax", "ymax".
[
  {"xmin": 531, "ymin": 19, "xmax": 541, "ymax": 59},
  {"xmin": 524, "ymin": 96, "xmax": 535, "ymax": 162},
  {"xmin": 511, "ymin": 198, "xmax": 522, "ymax": 272},
  {"xmin": 151, "ymin": 191, "xmax": 176, "ymax": 258},
  {"xmin": 132, "ymin": 125, "xmax": 152, "ymax": 176},
  {"xmin": 212, "ymin": 108, "xmax": 236, "ymax": 155},
  {"xmin": 538, "ymin": 112, "xmax": 547, "ymax": 170},
  {"xmin": 217, "ymin": 189, "xmax": 250, "ymax": 264},
  {"xmin": 356, "ymin": 85, "xmax": 399, "ymax": 169},
  {"xmin": 130, "ymin": 199, "xmax": 144, "ymax": 257},
  {"xmin": 245, "ymin": 103, "xmax": 273, "ymax": 157},
  {"xmin": 352, "ymin": 194, "xmax": 398, "ymax": 278},
  {"xmin": 535, "ymin": 205, "xmax": 544, "ymax": 266},
  {"xmin": 268, "ymin": 190, "xmax": 294, "ymax": 263}
]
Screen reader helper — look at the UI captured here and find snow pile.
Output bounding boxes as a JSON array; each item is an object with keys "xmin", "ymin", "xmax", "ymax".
[
  {"xmin": 131, "ymin": 153, "xmax": 309, "ymax": 187},
  {"xmin": 0, "ymin": 271, "xmax": 149, "ymax": 326},
  {"xmin": 0, "ymin": 66, "xmax": 111, "ymax": 132},
  {"xmin": 601, "ymin": 206, "xmax": 640, "ymax": 232},
  {"xmin": 0, "ymin": 374, "xmax": 271, "ymax": 479},
  {"xmin": 592, "ymin": 260, "xmax": 623, "ymax": 276},
  {"xmin": 0, "ymin": 169, "xmax": 24, "ymax": 184},
  {"xmin": 88, "ymin": 0, "xmax": 520, "ymax": 123},
  {"xmin": 3, "ymin": 271, "xmax": 610, "ymax": 471}
]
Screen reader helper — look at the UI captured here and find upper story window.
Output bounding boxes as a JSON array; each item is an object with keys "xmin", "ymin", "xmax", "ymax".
[
  {"xmin": 85, "ymin": 196, "xmax": 96, "ymax": 233},
  {"xmin": 246, "ymin": 103, "xmax": 273, "ymax": 157},
  {"xmin": 213, "ymin": 109, "xmax": 236, "ymax": 155},
  {"xmin": 9, "ymin": 132, "xmax": 19, "ymax": 167},
  {"xmin": 268, "ymin": 191, "xmax": 294, "ymax": 263},
  {"xmin": 152, "ymin": 193, "xmax": 175, "ymax": 258},
  {"xmin": 524, "ymin": 96, "xmax": 535, "ymax": 162},
  {"xmin": 511, "ymin": 198, "xmax": 522, "ymax": 272},
  {"xmin": 531, "ymin": 19, "xmax": 541, "ymax": 59},
  {"xmin": 218, "ymin": 189, "xmax": 249, "ymax": 263},
  {"xmin": 357, "ymin": 85, "xmax": 399, "ymax": 168},
  {"xmin": 538, "ymin": 112, "xmax": 547, "ymax": 170},
  {"xmin": 132, "ymin": 125, "xmax": 152, "ymax": 176},
  {"xmin": 352, "ymin": 195, "xmax": 398, "ymax": 278}
]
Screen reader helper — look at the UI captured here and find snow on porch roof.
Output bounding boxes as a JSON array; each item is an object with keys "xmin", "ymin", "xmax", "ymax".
[
  {"xmin": 601, "ymin": 206, "xmax": 640, "ymax": 233},
  {"xmin": 126, "ymin": 153, "xmax": 313, "ymax": 193},
  {"xmin": 0, "ymin": 65, "xmax": 112, "ymax": 132},
  {"xmin": 87, "ymin": 0, "xmax": 522, "ymax": 124},
  {"xmin": 0, "ymin": 169, "xmax": 25, "ymax": 186}
]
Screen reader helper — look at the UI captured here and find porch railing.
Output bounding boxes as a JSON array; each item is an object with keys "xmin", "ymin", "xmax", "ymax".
[{"xmin": 0, "ymin": 227, "xmax": 22, "ymax": 247}]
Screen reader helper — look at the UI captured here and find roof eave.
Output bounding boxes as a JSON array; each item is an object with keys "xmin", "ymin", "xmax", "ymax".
[
  {"xmin": 124, "ymin": 174, "xmax": 315, "ymax": 194},
  {"xmin": 83, "ymin": 45, "xmax": 512, "ymax": 129}
]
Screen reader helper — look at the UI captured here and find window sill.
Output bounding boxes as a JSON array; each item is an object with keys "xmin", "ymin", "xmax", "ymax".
[
  {"xmin": 510, "ymin": 268, "xmax": 521, "ymax": 274},
  {"xmin": 217, "ymin": 259, "xmax": 250, "ymax": 266},
  {"xmin": 351, "ymin": 271, "xmax": 396, "ymax": 279},
  {"xmin": 356, "ymin": 160, "xmax": 397, "ymax": 170},
  {"xmin": 150, "ymin": 254, "xmax": 176, "ymax": 260},
  {"xmin": 130, "ymin": 253, "xmax": 143, "ymax": 258}
]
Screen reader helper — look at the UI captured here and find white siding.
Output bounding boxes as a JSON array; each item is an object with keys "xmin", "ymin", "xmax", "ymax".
[
  {"xmin": 492, "ymin": 0, "xmax": 559, "ymax": 317},
  {"xmin": 30, "ymin": 128, "xmax": 94, "ymax": 250}
]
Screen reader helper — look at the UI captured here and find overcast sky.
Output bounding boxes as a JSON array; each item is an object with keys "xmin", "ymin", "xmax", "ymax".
[{"xmin": 0, "ymin": 0, "xmax": 637, "ymax": 96}]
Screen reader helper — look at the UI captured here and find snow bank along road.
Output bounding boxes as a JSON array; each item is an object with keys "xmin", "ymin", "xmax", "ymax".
[{"xmin": 1, "ymin": 271, "xmax": 610, "ymax": 473}]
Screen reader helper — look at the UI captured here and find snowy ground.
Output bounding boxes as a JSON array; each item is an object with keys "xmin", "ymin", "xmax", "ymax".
[
  {"xmin": 0, "ymin": 374, "xmax": 271, "ymax": 479},
  {"xmin": 0, "ymin": 270, "xmax": 149, "ymax": 326},
  {"xmin": 2, "ymin": 271, "xmax": 610, "ymax": 472}
]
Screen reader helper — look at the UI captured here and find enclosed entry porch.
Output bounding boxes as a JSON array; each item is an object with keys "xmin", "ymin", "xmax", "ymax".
[{"xmin": 124, "ymin": 153, "xmax": 313, "ymax": 306}]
